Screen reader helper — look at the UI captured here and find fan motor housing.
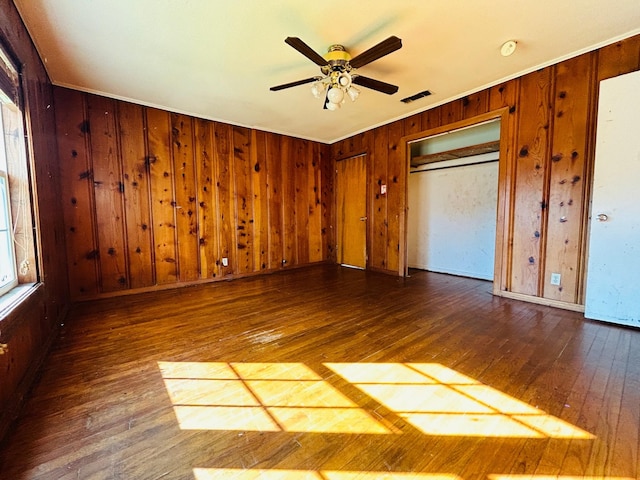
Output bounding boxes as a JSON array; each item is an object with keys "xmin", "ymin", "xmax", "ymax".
[{"xmin": 324, "ymin": 44, "xmax": 351, "ymax": 70}]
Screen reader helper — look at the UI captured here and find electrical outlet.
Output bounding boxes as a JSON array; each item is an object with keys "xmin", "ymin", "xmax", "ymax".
[
  {"xmin": 221, "ymin": 257, "xmax": 228, "ymax": 267},
  {"xmin": 550, "ymin": 273, "xmax": 561, "ymax": 286}
]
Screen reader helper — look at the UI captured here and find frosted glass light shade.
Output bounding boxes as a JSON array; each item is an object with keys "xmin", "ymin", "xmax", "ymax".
[
  {"xmin": 347, "ymin": 86, "xmax": 360, "ymax": 101},
  {"xmin": 311, "ymin": 82, "xmax": 325, "ymax": 99},
  {"xmin": 327, "ymin": 87, "xmax": 344, "ymax": 104}
]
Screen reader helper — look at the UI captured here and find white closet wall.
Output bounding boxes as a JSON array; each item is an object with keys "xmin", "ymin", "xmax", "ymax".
[{"xmin": 408, "ymin": 152, "xmax": 498, "ymax": 280}]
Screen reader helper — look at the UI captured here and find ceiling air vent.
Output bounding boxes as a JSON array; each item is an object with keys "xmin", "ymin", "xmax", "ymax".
[{"xmin": 401, "ymin": 90, "xmax": 432, "ymax": 104}]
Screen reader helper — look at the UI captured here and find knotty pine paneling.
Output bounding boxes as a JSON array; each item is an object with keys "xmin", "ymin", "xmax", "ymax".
[
  {"xmin": 371, "ymin": 126, "xmax": 389, "ymax": 271},
  {"xmin": 386, "ymin": 120, "xmax": 405, "ymax": 274},
  {"xmin": 281, "ymin": 136, "xmax": 297, "ymax": 266},
  {"xmin": 489, "ymin": 79, "xmax": 520, "ymax": 293},
  {"xmin": 53, "ymin": 88, "xmax": 331, "ymax": 299},
  {"xmin": 332, "ymin": 33, "xmax": 640, "ymax": 307},
  {"xmin": 55, "ymin": 88, "xmax": 98, "ymax": 296},
  {"xmin": 87, "ymin": 95, "xmax": 128, "ymax": 292},
  {"xmin": 172, "ymin": 114, "xmax": 200, "ymax": 282},
  {"xmin": 462, "ymin": 91, "xmax": 490, "ymax": 119},
  {"xmin": 266, "ymin": 133, "xmax": 284, "ymax": 270},
  {"xmin": 543, "ymin": 53, "xmax": 595, "ymax": 302},
  {"xmin": 320, "ymin": 141, "xmax": 335, "ymax": 263},
  {"xmin": 251, "ymin": 130, "xmax": 270, "ymax": 271},
  {"xmin": 232, "ymin": 126, "xmax": 253, "ymax": 274},
  {"xmin": 146, "ymin": 107, "xmax": 178, "ymax": 284},
  {"xmin": 119, "ymin": 102, "xmax": 154, "ymax": 289},
  {"xmin": 308, "ymin": 142, "xmax": 323, "ymax": 263},
  {"xmin": 194, "ymin": 118, "xmax": 219, "ymax": 279},
  {"xmin": 420, "ymin": 107, "xmax": 441, "ymax": 131},
  {"xmin": 510, "ymin": 67, "xmax": 553, "ymax": 297},
  {"xmin": 597, "ymin": 37, "xmax": 640, "ymax": 82},
  {"xmin": 0, "ymin": 0, "xmax": 70, "ymax": 442},
  {"xmin": 294, "ymin": 139, "xmax": 310, "ymax": 265},
  {"xmin": 213, "ymin": 121, "xmax": 235, "ymax": 277}
]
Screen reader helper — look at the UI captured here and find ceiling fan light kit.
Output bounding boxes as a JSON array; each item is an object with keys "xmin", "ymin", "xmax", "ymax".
[{"xmin": 270, "ymin": 36, "xmax": 402, "ymax": 110}]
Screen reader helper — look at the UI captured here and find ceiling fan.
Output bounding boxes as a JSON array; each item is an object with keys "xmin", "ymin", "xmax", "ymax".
[{"xmin": 270, "ymin": 36, "xmax": 402, "ymax": 110}]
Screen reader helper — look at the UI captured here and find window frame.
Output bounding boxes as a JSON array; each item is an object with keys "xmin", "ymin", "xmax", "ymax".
[{"xmin": 0, "ymin": 41, "xmax": 39, "ymax": 309}]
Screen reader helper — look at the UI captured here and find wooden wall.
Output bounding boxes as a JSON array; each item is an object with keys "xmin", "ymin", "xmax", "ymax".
[
  {"xmin": 0, "ymin": 0, "xmax": 70, "ymax": 441},
  {"xmin": 332, "ymin": 34, "xmax": 640, "ymax": 307},
  {"xmin": 53, "ymin": 88, "xmax": 333, "ymax": 300}
]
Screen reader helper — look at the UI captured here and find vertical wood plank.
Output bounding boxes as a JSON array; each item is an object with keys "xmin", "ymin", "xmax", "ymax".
[
  {"xmin": 295, "ymin": 138, "xmax": 310, "ymax": 266},
  {"xmin": 86, "ymin": 95, "xmax": 128, "ymax": 292},
  {"xmin": 371, "ymin": 126, "xmax": 389, "ymax": 270},
  {"xmin": 53, "ymin": 88, "xmax": 98, "ymax": 297},
  {"xmin": 462, "ymin": 91, "xmax": 490, "ymax": 119},
  {"xmin": 543, "ymin": 54, "xmax": 594, "ymax": 302},
  {"xmin": 194, "ymin": 118, "xmax": 219, "ymax": 279},
  {"xmin": 266, "ymin": 134, "xmax": 283, "ymax": 269},
  {"xmin": 171, "ymin": 113, "xmax": 199, "ymax": 282},
  {"xmin": 440, "ymin": 99, "xmax": 464, "ymax": 126},
  {"xmin": 320, "ymin": 143, "xmax": 334, "ymax": 263},
  {"xmin": 214, "ymin": 122, "xmax": 235, "ymax": 276},
  {"xmin": 118, "ymin": 101, "xmax": 153, "ymax": 289},
  {"xmin": 489, "ymin": 79, "xmax": 519, "ymax": 293},
  {"xmin": 331, "ymin": 139, "xmax": 346, "ymax": 160},
  {"xmin": 510, "ymin": 68, "xmax": 553, "ymax": 296},
  {"xmin": 146, "ymin": 107, "xmax": 178, "ymax": 284},
  {"xmin": 403, "ymin": 114, "xmax": 422, "ymax": 136},
  {"xmin": 308, "ymin": 141, "xmax": 323, "ymax": 263},
  {"xmin": 597, "ymin": 35, "xmax": 640, "ymax": 82},
  {"xmin": 251, "ymin": 130, "xmax": 269, "ymax": 271},
  {"xmin": 386, "ymin": 120, "xmax": 405, "ymax": 273},
  {"xmin": 232, "ymin": 126, "xmax": 253, "ymax": 274},
  {"xmin": 420, "ymin": 108, "xmax": 441, "ymax": 131},
  {"xmin": 281, "ymin": 136, "xmax": 297, "ymax": 266}
]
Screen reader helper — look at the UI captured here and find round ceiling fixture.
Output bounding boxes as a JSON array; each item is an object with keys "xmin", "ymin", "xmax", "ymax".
[{"xmin": 500, "ymin": 40, "xmax": 517, "ymax": 57}]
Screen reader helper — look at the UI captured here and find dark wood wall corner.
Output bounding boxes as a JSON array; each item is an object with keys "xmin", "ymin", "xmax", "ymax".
[{"xmin": 0, "ymin": 0, "xmax": 70, "ymax": 443}]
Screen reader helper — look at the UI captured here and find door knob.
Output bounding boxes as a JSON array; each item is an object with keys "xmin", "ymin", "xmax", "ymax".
[
  {"xmin": 596, "ymin": 213, "xmax": 608, "ymax": 222},
  {"xmin": 359, "ymin": 216, "xmax": 367, "ymax": 221}
]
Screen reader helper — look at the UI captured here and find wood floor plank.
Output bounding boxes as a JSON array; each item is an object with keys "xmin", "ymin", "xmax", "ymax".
[{"xmin": 1, "ymin": 265, "xmax": 638, "ymax": 479}]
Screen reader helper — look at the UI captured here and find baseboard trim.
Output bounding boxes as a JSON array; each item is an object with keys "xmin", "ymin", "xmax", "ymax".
[{"xmin": 495, "ymin": 290, "xmax": 585, "ymax": 313}]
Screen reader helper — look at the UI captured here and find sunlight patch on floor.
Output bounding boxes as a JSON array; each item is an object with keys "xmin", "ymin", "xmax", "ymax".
[
  {"xmin": 193, "ymin": 469, "xmax": 461, "ymax": 479},
  {"xmin": 324, "ymin": 363, "xmax": 594, "ymax": 439},
  {"xmin": 158, "ymin": 361, "xmax": 593, "ymax": 439},
  {"xmin": 159, "ymin": 361, "xmax": 391, "ymax": 433},
  {"xmin": 487, "ymin": 476, "xmax": 635, "ymax": 480}
]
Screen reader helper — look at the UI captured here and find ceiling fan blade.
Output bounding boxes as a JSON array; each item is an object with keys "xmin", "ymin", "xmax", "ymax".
[
  {"xmin": 285, "ymin": 37, "xmax": 329, "ymax": 67},
  {"xmin": 352, "ymin": 75, "xmax": 399, "ymax": 95},
  {"xmin": 270, "ymin": 77, "xmax": 318, "ymax": 91},
  {"xmin": 349, "ymin": 36, "xmax": 402, "ymax": 69}
]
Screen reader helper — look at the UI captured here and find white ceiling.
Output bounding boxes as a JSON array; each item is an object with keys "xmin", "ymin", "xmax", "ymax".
[{"xmin": 13, "ymin": 0, "xmax": 640, "ymax": 144}]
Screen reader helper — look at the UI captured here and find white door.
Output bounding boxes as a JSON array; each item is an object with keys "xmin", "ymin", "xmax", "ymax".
[{"xmin": 585, "ymin": 70, "xmax": 640, "ymax": 328}]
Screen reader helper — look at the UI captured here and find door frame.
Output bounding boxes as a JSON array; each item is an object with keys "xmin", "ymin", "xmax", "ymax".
[
  {"xmin": 400, "ymin": 109, "xmax": 511, "ymax": 294},
  {"xmin": 334, "ymin": 153, "xmax": 369, "ymax": 268}
]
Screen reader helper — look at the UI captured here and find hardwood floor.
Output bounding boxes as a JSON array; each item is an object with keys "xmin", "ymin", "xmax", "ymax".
[{"xmin": 1, "ymin": 265, "xmax": 638, "ymax": 479}]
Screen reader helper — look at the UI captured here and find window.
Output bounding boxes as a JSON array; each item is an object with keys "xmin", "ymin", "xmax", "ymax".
[
  {"xmin": 0, "ymin": 172, "xmax": 16, "ymax": 295},
  {"xmin": 0, "ymin": 43, "xmax": 37, "ymax": 302}
]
